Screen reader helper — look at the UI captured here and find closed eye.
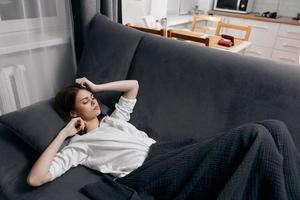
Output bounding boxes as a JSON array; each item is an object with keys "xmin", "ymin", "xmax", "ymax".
[{"xmin": 81, "ymin": 94, "xmax": 94, "ymax": 104}]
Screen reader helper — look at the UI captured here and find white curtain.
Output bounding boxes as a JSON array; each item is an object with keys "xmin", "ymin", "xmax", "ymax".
[{"xmin": 0, "ymin": 0, "xmax": 76, "ymax": 115}]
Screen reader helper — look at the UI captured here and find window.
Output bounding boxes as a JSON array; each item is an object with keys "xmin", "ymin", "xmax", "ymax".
[{"xmin": 0, "ymin": 0, "xmax": 57, "ymax": 21}]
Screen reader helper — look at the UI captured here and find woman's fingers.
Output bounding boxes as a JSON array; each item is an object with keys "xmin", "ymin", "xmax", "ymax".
[
  {"xmin": 74, "ymin": 119, "xmax": 81, "ymax": 130},
  {"xmin": 73, "ymin": 117, "xmax": 85, "ymax": 131},
  {"xmin": 75, "ymin": 77, "xmax": 88, "ymax": 88},
  {"xmin": 75, "ymin": 77, "xmax": 96, "ymax": 92},
  {"xmin": 79, "ymin": 118, "xmax": 86, "ymax": 131}
]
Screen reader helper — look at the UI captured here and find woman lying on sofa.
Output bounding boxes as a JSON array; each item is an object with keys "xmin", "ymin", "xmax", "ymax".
[{"xmin": 27, "ymin": 77, "xmax": 300, "ymax": 200}]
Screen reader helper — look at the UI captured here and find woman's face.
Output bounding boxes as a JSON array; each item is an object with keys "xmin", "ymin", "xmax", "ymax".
[{"xmin": 70, "ymin": 89, "xmax": 101, "ymax": 121}]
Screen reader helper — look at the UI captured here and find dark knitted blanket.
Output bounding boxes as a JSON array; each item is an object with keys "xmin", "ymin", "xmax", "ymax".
[{"xmin": 82, "ymin": 120, "xmax": 300, "ymax": 200}]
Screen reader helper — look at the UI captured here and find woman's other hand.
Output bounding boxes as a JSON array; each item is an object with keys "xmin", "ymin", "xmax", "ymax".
[
  {"xmin": 27, "ymin": 118, "xmax": 85, "ymax": 187},
  {"xmin": 61, "ymin": 117, "xmax": 85, "ymax": 137},
  {"xmin": 76, "ymin": 77, "xmax": 96, "ymax": 92}
]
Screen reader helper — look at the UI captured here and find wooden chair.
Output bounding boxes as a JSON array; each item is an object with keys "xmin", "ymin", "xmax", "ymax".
[
  {"xmin": 191, "ymin": 15, "xmax": 222, "ymax": 35},
  {"xmin": 215, "ymin": 21, "xmax": 252, "ymax": 41},
  {"xmin": 167, "ymin": 29, "xmax": 209, "ymax": 46},
  {"xmin": 125, "ymin": 23, "xmax": 165, "ymax": 36}
]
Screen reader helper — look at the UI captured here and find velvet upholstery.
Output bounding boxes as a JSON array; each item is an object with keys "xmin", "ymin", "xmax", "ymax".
[
  {"xmin": 0, "ymin": 98, "xmax": 111, "ymax": 199},
  {"xmin": 0, "ymin": 124, "xmax": 101, "ymax": 200},
  {"xmin": 77, "ymin": 14, "xmax": 300, "ymax": 148},
  {"xmin": 0, "ymin": 99, "xmax": 111, "ymax": 153},
  {"xmin": 127, "ymin": 35, "xmax": 300, "ymax": 146},
  {"xmin": 76, "ymin": 14, "xmax": 143, "ymax": 108},
  {"xmin": 0, "ymin": 99, "xmax": 66, "ymax": 153},
  {"xmin": 1, "ymin": 13, "xmax": 300, "ymax": 199}
]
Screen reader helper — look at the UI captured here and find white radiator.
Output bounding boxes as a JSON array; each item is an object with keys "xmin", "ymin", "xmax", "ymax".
[{"xmin": 0, "ymin": 64, "xmax": 30, "ymax": 115}]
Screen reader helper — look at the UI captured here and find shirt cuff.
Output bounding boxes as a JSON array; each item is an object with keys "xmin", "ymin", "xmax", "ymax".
[{"xmin": 119, "ymin": 96, "xmax": 137, "ymax": 109}]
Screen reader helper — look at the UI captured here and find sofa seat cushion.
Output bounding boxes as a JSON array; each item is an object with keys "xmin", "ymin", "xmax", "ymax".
[{"xmin": 0, "ymin": 124, "xmax": 101, "ymax": 200}]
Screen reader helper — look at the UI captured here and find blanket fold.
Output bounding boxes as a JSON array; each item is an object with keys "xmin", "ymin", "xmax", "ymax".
[{"xmin": 83, "ymin": 120, "xmax": 300, "ymax": 200}]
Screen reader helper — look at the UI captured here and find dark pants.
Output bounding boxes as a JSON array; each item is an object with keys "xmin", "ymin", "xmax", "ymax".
[{"xmin": 116, "ymin": 120, "xmax": 300, "ymax": 200}]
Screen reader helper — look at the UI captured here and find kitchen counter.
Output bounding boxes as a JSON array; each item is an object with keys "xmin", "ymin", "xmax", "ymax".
[
  {"xmin": 167, "ymin": 14, "xmax": 193, "ymax": 26},
  {"xmin": 208, "ymin": 10, "xmax": 300, "ymax": 26}
]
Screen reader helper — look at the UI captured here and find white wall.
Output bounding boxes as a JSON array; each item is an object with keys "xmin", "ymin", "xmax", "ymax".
[
  {"xmin": 253, "ymin": 0, "xmax": 300, "ymax": 18},
  {"xmin": 150, "ymin": 0, "xmax": 168, "ymax": 19},
  {"xmin": 122, "ymin": 0, "xmax": 170, "ymax": 23},
  {"xmin": 122, "ymin": 0, "xmax": 149, "ymax": 24},
  {"xmin": 277, "ymin": 0, "xmax": 300, "ymax": 18},
  {"xmin": 167, "ymin": 0, "xmax": 180, "ymax": 15},
  {"xmin": 167, "ymin": 0, "xmax": 214, "ymax": 16},
  {"xmin": 197, "ymin": 0, "xmax": 214, "ymax": 14}
]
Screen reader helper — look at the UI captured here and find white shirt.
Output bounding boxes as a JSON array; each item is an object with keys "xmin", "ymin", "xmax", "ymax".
[{"xmin": 49, "ymin": 96, "xmax": 156, "ymax": 181}]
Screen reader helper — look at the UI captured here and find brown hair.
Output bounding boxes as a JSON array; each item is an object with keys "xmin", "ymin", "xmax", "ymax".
[{"xmin": 54, "ymin": 83, "xmax": 105, "ymax": 122}]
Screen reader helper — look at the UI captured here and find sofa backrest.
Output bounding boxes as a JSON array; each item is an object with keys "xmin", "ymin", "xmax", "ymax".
[
  {"xmin": 128, "ymin": 34, "xmax": 300, "ymax": 148},
  {"xmin": 78, "ymin": 14, "xmax": 300, "ymax": 149},
  {"xmin": 77, "ymin": 14, "xmax": 144, "ymax": 108}
]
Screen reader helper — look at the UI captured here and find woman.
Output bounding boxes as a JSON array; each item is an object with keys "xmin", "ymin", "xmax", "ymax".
[
  {"xmin": 27, "ymin": 77, "xmax": 145, "ymax": 185},
  {"xmin": 27, "ymin": 78, "xmax": 300, "ymax": 199}
]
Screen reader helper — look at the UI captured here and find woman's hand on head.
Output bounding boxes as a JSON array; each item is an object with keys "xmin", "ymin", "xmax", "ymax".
[
  {"xmin": 61, "ymin": 117, "xmax": 86, "ymax": 137},
  {"xmin": 76, "ymin": 77, "xmax": 96, "ymax": 92}
]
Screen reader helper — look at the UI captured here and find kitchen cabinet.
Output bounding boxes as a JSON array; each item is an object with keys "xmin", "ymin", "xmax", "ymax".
[
  {"xmin": 272, "ymin": 50, "xmax": 300, "ymax": 64},
  {"xmin": 274, "ymin": 37, "xmax": 300, "ymax": 54},
  {"xmin": 214, "ymin": 14, "xmax": 300, "ymax": 65},
  {"xmin": 245, "ymin": 45, "xmax": 273, "ymax": 58},
  {"xmin": 278, "ymin": 24, "xmax": 300, "ymax": 40},
  {"xmin": 273, "ymin": 24, "xmax": 300, "ymax": 65},
  {"xmin": 245, "ymin": 19, "xmax": 279, "ymax": 48}
]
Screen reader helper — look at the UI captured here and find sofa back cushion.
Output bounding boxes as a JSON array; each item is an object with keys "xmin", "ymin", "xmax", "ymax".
[
  {"xmin": 127, "ymin": 35, "xmax": 232, "ymax": 141},
  {"xmin": 77, "ymin": 13, "xmax": 144, "ymax": 109},
  {"xmin": 76, "ymin": 13, "xmax": 300, "ymax": 150},
  {"xmin": 127, "ymin": 35, "xmax": 300, "ymax": 149}
]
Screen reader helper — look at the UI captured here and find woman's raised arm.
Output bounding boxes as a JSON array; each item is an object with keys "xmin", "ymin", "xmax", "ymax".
[{"xmin": 76, "ymin": 77, "xmax": 139, "ymax": 99}]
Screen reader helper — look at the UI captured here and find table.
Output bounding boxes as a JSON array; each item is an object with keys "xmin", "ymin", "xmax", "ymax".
[
  {"xmin": 208, "ymin": 35, "xmax": 252, "ymax": 53},
  {"xmin": 165, "ymin": 28, "xmax": 251, "ymax": 54},
  {"xmin": 125, "ymin": 24, "xmax": 251, "ymax": 54}
]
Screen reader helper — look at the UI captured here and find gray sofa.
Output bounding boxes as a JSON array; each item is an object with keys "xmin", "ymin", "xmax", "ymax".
[{"xmin": 1, "ymin": 13, "xmax": 300, "ymax": 199}]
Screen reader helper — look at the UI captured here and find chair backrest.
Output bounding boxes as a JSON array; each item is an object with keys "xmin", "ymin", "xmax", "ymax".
[
  {"xmin": 191, "ymin": 15, "xmax": 222, "ymax": 34},
  {"xmin": 167, "ymin": 29, "xmax": 209, "ymax": 46},
  {"xmin": 125, "ymin": 23, "xmax": 165, "ymax": 36},
  {"xmin": 215, "ymin": 21, "xmax": 252, "ymax": 41}
]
